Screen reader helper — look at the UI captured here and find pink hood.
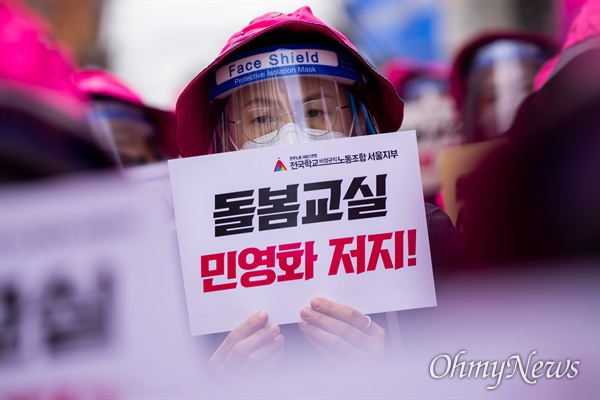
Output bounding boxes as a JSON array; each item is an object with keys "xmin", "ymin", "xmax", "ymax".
[
  {"xmin": 0, "ymin": 0, "xmax": 87, "ymax": 122},
  {"xmin": 175, "ymin": 6, "xmax": 403, "ymax": 157},
  {"xmin": 534, "ymin": 0, "xmax": 600, "ymax": 90}
]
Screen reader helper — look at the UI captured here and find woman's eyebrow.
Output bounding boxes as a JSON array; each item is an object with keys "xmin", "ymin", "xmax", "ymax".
[
  {"xmin": 302, "ymin": 91, "xmax": 336, "ymax": 103},
  {"xmin": 243, "ymin": 97, "xmax": 279, "ymax": 109}
]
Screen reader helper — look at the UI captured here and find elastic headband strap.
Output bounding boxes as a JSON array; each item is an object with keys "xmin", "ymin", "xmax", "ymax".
[
  {"xmin": 469, "ymin": 40, "xmax": 549, "ymax": 75},
  {"xmin": 90, "ymin": 100, "xmax": 152, "ymax": 132},
  {"xmin": 403, "ymin": 77, "xmax": 448, "ymax": 101}
]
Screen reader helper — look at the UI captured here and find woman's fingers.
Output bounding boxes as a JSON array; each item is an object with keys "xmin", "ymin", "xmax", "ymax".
[
  {"xmin": 220, "ymin": 324, "xmax": 281, "ymax": 371},
  {"xmin": 300, "ymin": 306, "xmax": 368, "ymax": 347},
  {"xmin": 298, "ymin": 320, "xmax": 355, "ymax": 361},
  {"xmin": 299, "ymin": 297, "xmax": 386, "ymax": 361},
  {"xmin": 309, "ymin": 297, "xmax": 384, "ymax": 337},
  {"xmin": 242, "ymin": 334, "xmax": 285, "ymax": 370},
  {"xmin": 209, "ymin": 311, "xmax": 283, "ymax": 374},
  {"xmin": 209, "ymin": 311, "xmax": 268, "ymax": 367}
]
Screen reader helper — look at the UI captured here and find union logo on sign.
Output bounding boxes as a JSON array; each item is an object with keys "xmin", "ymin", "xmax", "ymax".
[{"xmin": 274, "ymin": 158, "xmax": 287, "ymax": 172}]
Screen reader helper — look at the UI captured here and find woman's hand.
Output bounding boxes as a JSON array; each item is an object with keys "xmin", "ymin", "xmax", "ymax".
[
  {"xmin": 298, "ymin": 297, "xmax": 385, "ymax": 363},
  {"xmin": 208, "ymin": 311, "xmax": 284, "ymax": 376}
]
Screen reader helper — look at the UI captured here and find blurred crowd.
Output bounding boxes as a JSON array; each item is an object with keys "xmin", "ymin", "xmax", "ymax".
[
  {"xmin": 1, "ymin": 0, "xmax": 599, "ymax": 396},
  {"xmin": 2, "ymin": 0, "xmax": 598, "ymax": 262}
]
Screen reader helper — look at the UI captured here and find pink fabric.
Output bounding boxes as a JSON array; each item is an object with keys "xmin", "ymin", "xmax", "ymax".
[
  {"xmin": 379, "ymin": 58, "xmax": 449, "ymax": 96},
  {"xmin": 560, "ymin": 0, "xmax": 588, "ymax": 41},
  {"xmin": 73, "ymin": 69, "xmax": 144, "ymax": 106},
  {"xmin": 379, "ymin": 59, "xmax": 420, "ymax": 94},
  {"xmin": 532, "ymin": 57, "xmax": 558, "ymax": 90},
  {"xmin": 221, "ymin": 6, "xmax": 357, "ymax": 55},
  {"xmin": 561, "ymin": 0, "xmax": 599, "ymax": 49},
  {"xmin": 0, "ymin": 0, "xmax": 86, "ymax": 120},
  {"xmin": 534, "ymin": 0, "xmax": 599, "ymax": 90}
]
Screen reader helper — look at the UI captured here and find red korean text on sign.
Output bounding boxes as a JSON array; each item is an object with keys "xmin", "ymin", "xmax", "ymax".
[
  {"xmin": 277, "ymin": 241, "xmax": 317, "ymax": 282},
  {"xmin": 200, "ymin": 241, "xmax": 318, "ymax": 293},
  {"xmin": 328, "ymin": 229, "xmax": 417, "ymax": 275}
]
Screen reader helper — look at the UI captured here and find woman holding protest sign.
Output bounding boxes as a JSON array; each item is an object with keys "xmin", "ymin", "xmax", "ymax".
[{"xmin": 174, "ymin": 6, "xmax": 463, "ymax": 376}]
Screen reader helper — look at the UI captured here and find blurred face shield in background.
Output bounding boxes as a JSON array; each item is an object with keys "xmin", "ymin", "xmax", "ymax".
[
  {"xmin": 89, "ymin": 100, "xmax": 160, "ymax": 167},
  {"xmin": 464, "ymin": 40, "xmax": 549, "ymax": 141}
]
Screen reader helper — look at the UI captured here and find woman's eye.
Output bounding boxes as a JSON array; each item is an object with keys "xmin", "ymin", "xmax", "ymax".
[
  {"xmin": 252, "ymin": 115, "xmax": 273, "ymax": 124},
  {"xmin": 306, "ymin": 109, "xmax": 324, "ymax": 118}
]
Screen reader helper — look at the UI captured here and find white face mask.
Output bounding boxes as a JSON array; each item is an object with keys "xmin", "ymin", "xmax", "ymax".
[{"xmin": 240, "ymin": 122, "xmax": 346, "ymax": 150}]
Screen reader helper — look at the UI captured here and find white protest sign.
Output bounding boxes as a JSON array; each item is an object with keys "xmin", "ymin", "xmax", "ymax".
[
  {"xmin": 123, "ymin": 161, "xmax": 177, "ymax": 226},
  {"xmin": 169, "ymin": 131, "xmax": 436, "ymax": 336},
  {"xmin": 0, "ymin": 174, "xmax": 206, "ymax": 398}
]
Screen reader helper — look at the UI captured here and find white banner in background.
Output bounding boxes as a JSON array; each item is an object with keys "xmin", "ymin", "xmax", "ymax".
[
  {"xmin": 0, "ymin": 174, "xmax": 204, "ymax": 399},
  {"xmin": 169, "ymin": 131, "xmax": 437, "ymax": 336}
]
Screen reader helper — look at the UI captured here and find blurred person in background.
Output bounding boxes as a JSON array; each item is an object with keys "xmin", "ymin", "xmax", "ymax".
[
  {"xmin": 175, "ymin": 6, "xmax": 464, "ymax": 376},
  {"xmin": 73, "ymin": 69, "xmax": 178, "ymax": 168},
  {"xmin": 437, "ymin": 31, "xmax": 559, "ymax": 231},
  {"xmin": 380, "ymin": 59, "xmax": 461, "ymax": 205},
  {"xmin": 0, "ymin": 0, "xmax": 114, "ymax": 183},
  {"xmin": 459, "ymin": 0, "xmax": 600, "ymax": 264},
  {"xmin": 450, "ymin": 31, "xmax": 559, "ymax": 144}
]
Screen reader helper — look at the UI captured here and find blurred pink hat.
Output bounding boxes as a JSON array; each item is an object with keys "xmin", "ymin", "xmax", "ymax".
[
  {"xmin": 175, "ymin": 5, "xmax": 403, "ymax": 157},
  {"xmin": 0, "ymin": 0, "xmax": 114, "ymax": 177},
  {"xmin": 73, "ymin": 68, "xmax": 179, "ymax": 158},
  {"xmin": 0, "ymin": 0, "xmax": 87, "ymax": 123},
  {"xmin": 379, "ymin": 58, "xmax": 449, "ymax": 98}
]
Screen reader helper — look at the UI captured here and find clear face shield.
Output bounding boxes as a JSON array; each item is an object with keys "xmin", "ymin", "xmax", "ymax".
[
  {"xmin": 89, "ymin": 99, "xmax": 160, "ymax": 167},
  {"xmin": 464, "ymin": 40, "xmax": 549, "ymax": 141},
  {"xmin": 208, "ymin": 44, "xmax": 379, "ymax": 154}
]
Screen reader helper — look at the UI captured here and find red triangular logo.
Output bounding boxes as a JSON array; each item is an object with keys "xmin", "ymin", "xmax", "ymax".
[{"xmin": 274, "ymin": 158, "xmax": 287, "ymax": 172}]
